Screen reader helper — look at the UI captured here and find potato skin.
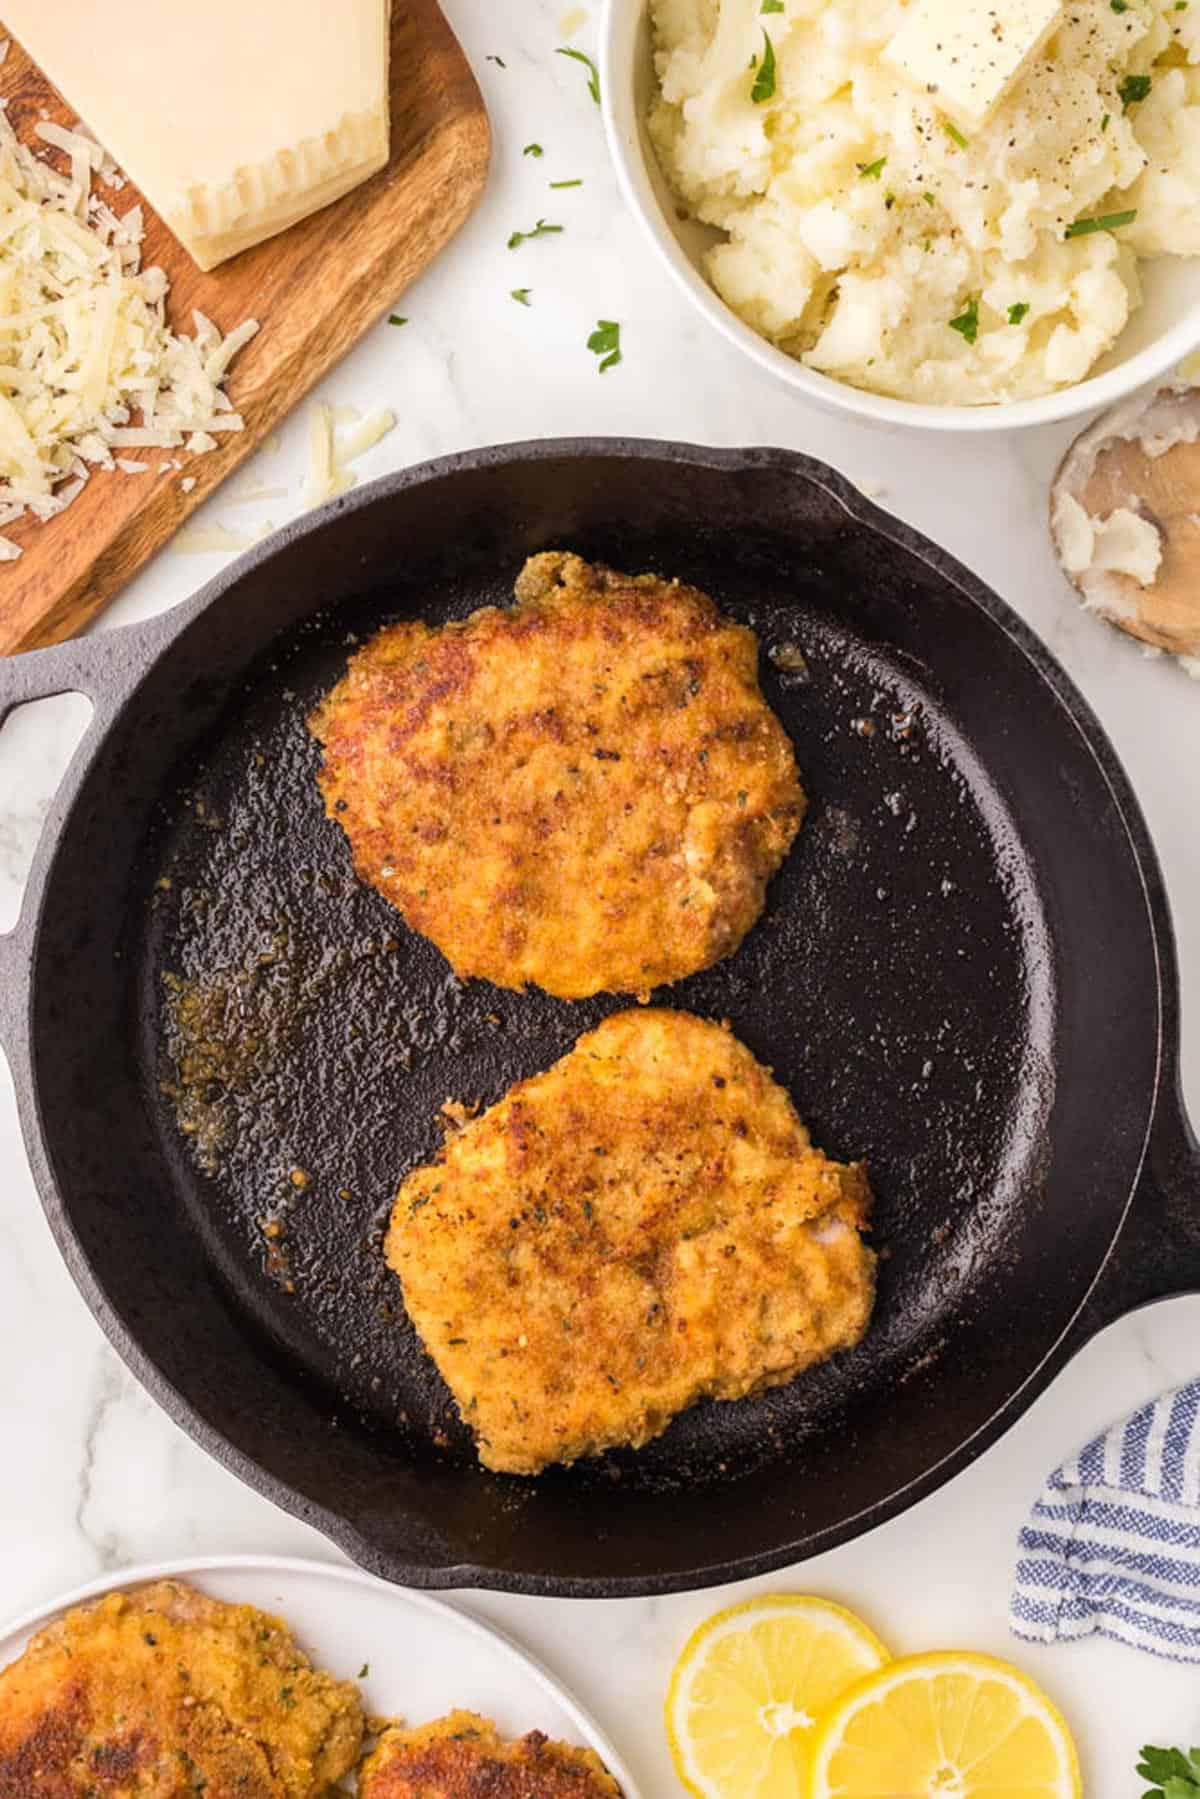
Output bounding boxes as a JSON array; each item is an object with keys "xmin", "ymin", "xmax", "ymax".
[
  {"xmin": 0, "ymin": 1579, "xmax": 363, "ymax": 1797},
  {"xmin": 360, "ymin": 1710, "xmax": 623, "ymax": 1798},
  {"xmin": 309, "ymin": 552, "xmax": 805, "ymax": 999},
  {"xmin": 387, "ymin": 1009, "xmax": 875, "ymax": 1476}
]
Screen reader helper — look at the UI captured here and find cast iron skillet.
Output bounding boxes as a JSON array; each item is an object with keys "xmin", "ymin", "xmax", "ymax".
[{"xmin": 0, "ymin": 440, "xmax": 1197, "ymax": 1598}]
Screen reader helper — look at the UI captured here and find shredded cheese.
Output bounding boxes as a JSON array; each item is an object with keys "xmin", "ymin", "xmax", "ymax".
[
  {"xmin": 173, "ymin": 519, "xmax": 275, "ymax": 554},
  {"xmin": 303, "ymin": 399, "xmax": 395, "ymax": 506},
  {"xmin": 0, "ymin": 100, "xmax": 258, "ymax": 559}
]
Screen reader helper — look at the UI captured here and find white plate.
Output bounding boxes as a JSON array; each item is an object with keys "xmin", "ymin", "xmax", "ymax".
[{"xmin": 0, "ymin": 1554, "xmax": 643, "ymax": 1795}]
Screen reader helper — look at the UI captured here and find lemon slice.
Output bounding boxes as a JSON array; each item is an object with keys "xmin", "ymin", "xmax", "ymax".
[
  {"xmin": 808, "ymin": 1650, "xmax": 1082, "ymax": 1799},
  {"xmin": 666, "ymin": 1595, "xmax": 891, "ymax": 1799}
]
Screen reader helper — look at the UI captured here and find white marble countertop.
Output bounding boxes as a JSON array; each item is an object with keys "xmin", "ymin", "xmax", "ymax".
[{"xmin": 1, "ymin": 1, "xmax": 1198, "ymax": 1790}]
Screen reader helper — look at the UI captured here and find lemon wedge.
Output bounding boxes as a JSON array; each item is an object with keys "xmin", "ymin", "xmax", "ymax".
[
  {"xmin": 665, "ymin": 1595, "xmax": 890, "ymax": 1799},
  {"xmin": 808, "ymin": 1649, "xmax": 1082, "ymax": 1799}
]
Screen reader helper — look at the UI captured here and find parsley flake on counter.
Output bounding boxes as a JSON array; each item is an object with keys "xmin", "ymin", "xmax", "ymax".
[
  {"xmin": 511, "ymin": 288, "xmax": 532, "ymax": 305},
  {"xmin": 359, "ymin": 1662, "xmax": 370, "ymax": 1679},
  {"xmin": 550, "ymin": 178, "xmax": 583, "ymax": 188},
  {"xmin": 1101, "ymin": 111, "xmax": 1111, "ymax": 129},
  {"xmin": 1064, "ymin": 207, "xmax": 1137, "ymax": 237},
  {"xmin": 943, "ymin": 119, "xmax": 969, "ymax": 149},
  {"xmin": 1111, "ymin": 1, "xmax": 1129, "ymax": 11},
  {"xmin": 751, "ymin": 30, "xmax": 777, "ymax": 101},
  {"xmin": 508, "ymin": 218, "xmax": 563, "ymax": 249},
  {"xmin": 1137, "ymin": 1745, "xmax": 1200, "ymax": 1799},
  {"xmin": 523, "ymin": 142, "xmax": 544, "ymax": 157},
  {"xmin": 857, "ymin": 157, "xmax": 886, "ymax": 179},
  {"xmin": 388, "ymin": 314, "xmax": 408, "ymax": 326},
  {"xmin": 587, "ymin": 318, "xmax": 622, "ymax": 371},
  {"xmin": 1118, "ymin": 72, "xmax": 1152, "ymax": 107},
  {"xmin": 923, "ymin": 190, "xmax": 936, "ymax": 206},
  {"xmin": 557, "ymin": 46, "xmax": 600, "ymax": 104},
  {"xmin": 486, "ymin": 54, "xmax": 507, "ymax": 67},
  {"xmin": 949, "ymin": 296, "xmax": 980, "ymax": 344},
  {"xmin": 762, "ymin": 0, "xmax": 785, "ymax": 11},
  {"xmin": 1007, "ymin": 302, "xmax": 1030, "ymax": 324}
]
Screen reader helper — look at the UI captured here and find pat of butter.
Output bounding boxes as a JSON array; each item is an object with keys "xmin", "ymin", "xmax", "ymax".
[
  {"xmin": 3, "ymin": 0, "xmax": 391, "ymax": 271},
  {"xmin": 883, "ymin": 0, "xmax": 1064, "ymax": 133}
]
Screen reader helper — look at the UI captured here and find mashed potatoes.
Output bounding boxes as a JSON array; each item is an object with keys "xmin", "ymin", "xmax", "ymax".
[{"xmin": 649, "ymin": 0, "xmax": 1200, "ymax": 404}]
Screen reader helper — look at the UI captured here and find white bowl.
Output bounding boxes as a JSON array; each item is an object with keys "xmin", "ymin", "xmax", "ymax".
[{"xmin": 600, "ymin": 0, "xmax": 1200, "ymax": 433}]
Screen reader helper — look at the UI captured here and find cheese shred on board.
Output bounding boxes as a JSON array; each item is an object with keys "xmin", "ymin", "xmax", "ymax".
[{"xmin": 0, "ymin": 103, "xmax": 257, "ymax": 560}]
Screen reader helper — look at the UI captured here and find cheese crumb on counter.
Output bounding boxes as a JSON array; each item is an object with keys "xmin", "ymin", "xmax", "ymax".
[
  {"xmin": 173, "ymin": 521, "xmax": 276, "ymax": 555},
  {"xmin": 303, "ymin": 400, "xmax": 396, "ymax": 507},
  {"xmin": 171, "ymin": 400, "xmax": 396, "ymax": 552}
]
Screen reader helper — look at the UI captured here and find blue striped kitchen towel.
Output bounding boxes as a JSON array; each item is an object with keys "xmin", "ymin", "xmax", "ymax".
[{"xmin": 1011, "ymin": 1380, "xmax": 1200, "ymax": 1663}]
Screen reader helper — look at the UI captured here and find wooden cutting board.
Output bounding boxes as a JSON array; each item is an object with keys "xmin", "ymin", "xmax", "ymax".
[{"xmin": 0, "ymin": 2, "xmax": 491, "ymax": 655}]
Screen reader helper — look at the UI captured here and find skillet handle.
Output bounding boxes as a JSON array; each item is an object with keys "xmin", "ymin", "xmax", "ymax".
[
  {"xmin": 0, "ymin": 624, "xmax": 160, "ymax": 1048},
  {"xmin": 0, "ymin": 626, "xmax": 150, "ymax": 727},
  {"xmin": 1074, "ymin": 1087, "xmax": 1200, "ymax": 1337}
]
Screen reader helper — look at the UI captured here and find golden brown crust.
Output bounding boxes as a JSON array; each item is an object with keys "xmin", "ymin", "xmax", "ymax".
[
  {"xmin": 359, "ymin": 1710, "xmax": 622, "ymax": 1798},
  {"xmin": 0, "ymin": 1580, "xmax": 363, "ymax": 1797},
  {"xmin": 308, "ymin": 551, "xmax": 804, "ymax": 999},
  {"xmin": 386, "ymin": 1009, "xmax": 875, "ymax": 1475}
]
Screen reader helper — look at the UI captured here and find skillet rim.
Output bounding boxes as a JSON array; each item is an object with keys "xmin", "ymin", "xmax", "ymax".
[{"xmin": 6, "ymin": 436, "xmax": 1171, "ymax": 1596}]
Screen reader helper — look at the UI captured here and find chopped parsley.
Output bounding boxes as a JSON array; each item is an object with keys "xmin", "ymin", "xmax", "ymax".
[
  {"xmin": 557, "ymin": 46, "xmax": 600, "ymax": 104},
  {"xmin": 943, "ymin": 119, "xmax": 969, "ymax": 148},
  {"xmin": 761, "ymin": 0, "xmax": 785, "ymax": 10},
  {"xmin": 1111, "ymin": 1, "xmax": 1129, "ymax": 11},
  {"xmin": 550, "ymin": 178, "xmax": 583, "ymax": 188},
  {"xmin": 1007, "ymin": 301, "xmax": 1030, "ymax": 324},
  {"xmin": 923, "ymin": 190, "xmax": 936, "ymax": 206},
  {"xmin": 486, "ymin": 54, "xmax": 506, "ymax": 67},
  {"xmin": 857, "ymin": 157, "xmax": 887, "ymax": 179},
  {"xmin": 751, "ymin": 30, "xmax": 777, "ymax": 101},
  {"xmin": 949, "ymin": 296, "xmax": 980, "ymax": 344},
  {"xmin": 511, "ymin": 288, "xmax": 532, "ymax": 305},
  {"xmin": 523, "ymin": 142, "xmax": 544, "ymax": 157},
  {"xmin": 1101, "ymin": 111, "xmax": 1111, "ymax": 130},
  {"xmin": 387, "ymin": 314, "xmax": 408, "ymax": 327},
  {"xmin": 358, "ymin": 1663, "xmax": 370, "ymax": 1679},
  {"xmin": 1064, "ymin": 207, "xmax": 1137, "ymax": 237},
  {"xmin": 1118, "ymin": 72, "xmax": 1152, "ymax": 108},
  {"xmin": 884, "ymin": 191, "xmax": 896, "ymax": 208},
  {"xmin": 507, "ymin": 218, "xmax": 563, "ymax": 249},
  {"xmin": 587, "ymin": 318, "xmax": 622, "ymax": 371}
]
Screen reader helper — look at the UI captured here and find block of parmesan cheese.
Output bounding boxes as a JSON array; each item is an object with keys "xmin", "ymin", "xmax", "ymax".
[{"xmin": 2, "ymin": 0, "xmax": 391, "ymax": 270}]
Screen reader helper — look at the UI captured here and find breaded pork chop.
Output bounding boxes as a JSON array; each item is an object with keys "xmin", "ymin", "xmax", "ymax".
[
  {"xmin": 308, "ymin": 551, "xmax": 804, "ymax": 999},
  {"xmin": 0, "ymin": 1579, "xmax": 363, "ymax": 1798},
  {"xmin": 386, "ymin": 1009, "xmax": 875, "ymax": 1475},
  {"xmin": 359, "ymin": 1711, "xmax": 622, "ymax": 1798}
]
